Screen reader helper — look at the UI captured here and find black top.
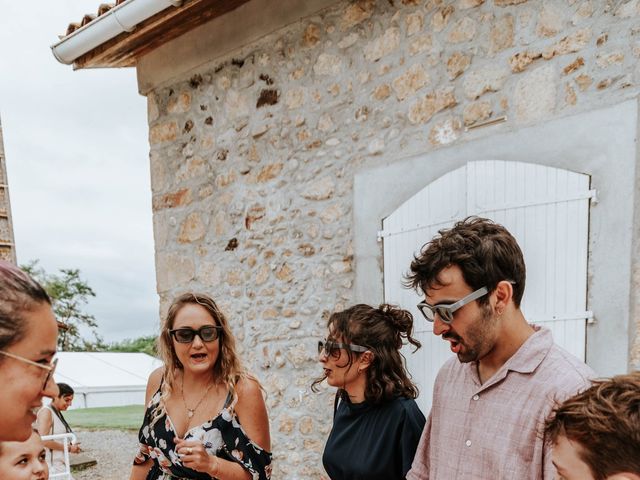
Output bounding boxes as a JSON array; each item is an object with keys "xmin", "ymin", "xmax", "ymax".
[{"xmin": 322, "ymin": 395, "xmax": 426, "ymax": 480}]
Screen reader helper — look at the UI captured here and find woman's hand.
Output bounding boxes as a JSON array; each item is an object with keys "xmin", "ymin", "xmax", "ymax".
[
  {"xmin": 69, "ymin": 443, "xmax": 82, "ymax": 454},
  {"xmin": 175, "ymin": 438, "xmax": 219, "ymax": 477}
]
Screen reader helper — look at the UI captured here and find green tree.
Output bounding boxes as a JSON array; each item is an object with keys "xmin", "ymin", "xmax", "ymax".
[
  {"xmin": 106, "ymin": 335, "xmax": 157, "ymax": 356},
  {"xmin": 22, "ymin": 260, "xmax": 103, "ymax": 351}
]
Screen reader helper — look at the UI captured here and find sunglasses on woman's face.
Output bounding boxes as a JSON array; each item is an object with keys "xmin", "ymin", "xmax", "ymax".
[
  {"xmin": 169, "ymin": 325, "xmax": 222, "ymax": 343},
  {"xmin": 317, "ymin": 340, "xmax": 367, "ymax": 359}
]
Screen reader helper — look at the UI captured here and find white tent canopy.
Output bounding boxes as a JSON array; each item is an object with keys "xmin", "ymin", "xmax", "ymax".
[{"xmin": 53, "ymin": 352, "xmax": 162, "ymax": 409}]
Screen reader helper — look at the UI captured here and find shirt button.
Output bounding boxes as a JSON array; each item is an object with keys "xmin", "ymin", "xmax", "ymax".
[
  {"xmin": 473, "ymin": 395, "xmax": 479, "ymax": 401},
  {"xmin": 465, "ymin": 440, "xmax": 472, "ymax": 447}
]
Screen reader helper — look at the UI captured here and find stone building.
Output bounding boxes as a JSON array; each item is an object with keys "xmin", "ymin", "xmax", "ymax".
[
  {"xmin": 53, "ymin": 0, "xmax": 640, "ymax": 477},
  {"xmin": 0, "ymin": 116, "xmax": 17, "ymax": 263}
]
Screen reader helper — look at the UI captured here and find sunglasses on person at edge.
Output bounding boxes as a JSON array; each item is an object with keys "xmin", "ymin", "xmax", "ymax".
[
  {"xmin": 169, "ymin": 325, "xmax": 223, "ymax": 343},
  {"xmin": 0, "ymin": 350, "xmax": 57, "ymax": 390},
  {"xmin": 317, "ymin": 339, "xmax": 368, "ymax": 359}
]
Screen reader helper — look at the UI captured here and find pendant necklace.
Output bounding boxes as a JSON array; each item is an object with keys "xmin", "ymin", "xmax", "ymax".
[{"xmin": 181, "ymin": 376, "xmax": 215, "ymax": 419}]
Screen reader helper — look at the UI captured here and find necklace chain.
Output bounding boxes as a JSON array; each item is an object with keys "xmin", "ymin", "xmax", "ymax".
[{"xmin": 181, "ymin": 376, "xmax": 215, "ymax": 419}]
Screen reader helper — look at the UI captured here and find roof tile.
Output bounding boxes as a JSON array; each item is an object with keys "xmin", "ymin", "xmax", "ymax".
[
  {"xmin": 65, "ymin": 22, "xmax": 81, "ymax": 36},
  {"xmin": 62, "ymin": 0, "xmax": 125, "ymax": 39},
  {"xmin": 81, "ymin": 14, "xmax": 97, "ymax": 27},
  {"xmin": 97, "ymin": 3, "xmax": 115, "ymax": 16}
]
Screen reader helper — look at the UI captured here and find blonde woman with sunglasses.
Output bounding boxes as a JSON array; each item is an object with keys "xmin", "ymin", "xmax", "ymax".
[
  {"xmin": 130, "ymin": 293, "xmax": 272, "ymax": 480},
  {"xmin": 313, "ymin": 304, "xmax": 425, "ymax": 480},
  {"xmin": 0, "ymin": 261, "xmax": 59, "ymax": 442}
]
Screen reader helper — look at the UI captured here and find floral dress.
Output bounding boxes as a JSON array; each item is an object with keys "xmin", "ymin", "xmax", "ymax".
[{"xmin": 134, "ymin": 387, "xmax": 272, "ymax": 480}]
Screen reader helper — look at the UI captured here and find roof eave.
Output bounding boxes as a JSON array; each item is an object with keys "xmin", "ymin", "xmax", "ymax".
[
  {"xmin": 52, "ymin": 0, "xmax": 251, "ymax": 70},
  {"xmin": 51, "ymin": 0, "xmax": 182, "ymax": 67}
]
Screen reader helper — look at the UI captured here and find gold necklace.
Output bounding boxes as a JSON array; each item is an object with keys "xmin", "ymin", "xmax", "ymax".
[{"xmin": 181, "ymin": 376, "xmax": 215, "ymax": 419}]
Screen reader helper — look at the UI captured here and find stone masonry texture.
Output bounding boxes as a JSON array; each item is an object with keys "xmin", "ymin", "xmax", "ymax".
[{"xmin": 146, "ymin": 1, "xmax": 640, "ymax": 477}]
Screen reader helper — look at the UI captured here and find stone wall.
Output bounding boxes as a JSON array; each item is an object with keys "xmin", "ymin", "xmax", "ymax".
[
  {"xmin": 0, "ymin": 117, "xmax": 16, "ymax": 264},
  {"xmin": 145, "ymin": 1, "xmax": 640, "ymax": 477}
]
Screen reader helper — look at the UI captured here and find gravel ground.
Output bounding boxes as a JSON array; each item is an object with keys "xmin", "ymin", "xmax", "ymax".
[{"xmin": 72, "ymin": 429, "xmax": 139, "ymax": 480}]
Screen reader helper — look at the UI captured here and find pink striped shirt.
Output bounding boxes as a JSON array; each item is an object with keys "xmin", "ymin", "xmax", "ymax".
[{"xmin": 407, "ymin": 327, "xmax": 595, "ymax": 480}]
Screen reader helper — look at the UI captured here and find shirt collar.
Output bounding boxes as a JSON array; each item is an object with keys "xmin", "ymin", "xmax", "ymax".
[
  {"xmin": 502, "ymin": 325, "xmax": 553, "ymax": 374},
  {"xmin": 467, "ymin": 325, "xmax": 553, "ymax": 388}
]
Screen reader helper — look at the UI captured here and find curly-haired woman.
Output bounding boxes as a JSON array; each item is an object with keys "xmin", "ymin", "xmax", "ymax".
[
  {"xmin": 130, "ymin": 293, "xmax": 271, "ymax": 480},
  {"xmin": 314, "ymin": 304, "xmax": 426, "ymax": 480}
]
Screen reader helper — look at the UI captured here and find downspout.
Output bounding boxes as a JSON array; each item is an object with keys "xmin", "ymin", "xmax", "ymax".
[{"xmin": 51, "ymin": 0, "xmax": 182, "ymax": 65}]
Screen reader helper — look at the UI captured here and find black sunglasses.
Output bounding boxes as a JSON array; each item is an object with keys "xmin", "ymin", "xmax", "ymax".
[
  {"xmin": 318, "ymin": 339, "xmax": 367, "ymax": 359},
  {"xmin": 169, "ymin": 326, "xmax": 222, "ymax": 343}
]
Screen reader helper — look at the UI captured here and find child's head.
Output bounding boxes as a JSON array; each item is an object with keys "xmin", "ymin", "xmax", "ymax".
[
  {"xmin": 544, "ymin": 372, "xmax": 640, "ymax": 480},
  {"xmin": 0, "ymin": 430, "xmax": 48, "ymax": 480}
]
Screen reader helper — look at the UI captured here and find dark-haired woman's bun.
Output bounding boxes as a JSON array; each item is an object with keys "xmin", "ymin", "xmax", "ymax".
[
  {"xmin": 378, "ymin": 303, "xmax": 422, "ymax": 351},
  {"xmin": 378, "ymin": 303, "xmax": 412, "ymax": 331}
]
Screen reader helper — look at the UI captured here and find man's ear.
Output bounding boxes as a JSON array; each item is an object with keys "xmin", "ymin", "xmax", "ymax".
[{"xmin": 493, "ymin": 280, "xmax": 514, "ymax": 315}]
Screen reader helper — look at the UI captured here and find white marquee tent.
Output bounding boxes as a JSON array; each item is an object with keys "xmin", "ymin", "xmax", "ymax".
[{"xmin": 53, "ymin": 352, "xmax": 162, "ymax": 409}]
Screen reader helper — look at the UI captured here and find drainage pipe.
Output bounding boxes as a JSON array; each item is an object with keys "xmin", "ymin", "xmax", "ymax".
[{"xmin": 51, "ymin": 0, "xmax": 182, "ymax": 65}]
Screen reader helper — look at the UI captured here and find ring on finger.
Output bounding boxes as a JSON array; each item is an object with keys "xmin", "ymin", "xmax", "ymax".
[{"xmin": 187, "ymin": 447, "xmax": 193, "ymax": 455}]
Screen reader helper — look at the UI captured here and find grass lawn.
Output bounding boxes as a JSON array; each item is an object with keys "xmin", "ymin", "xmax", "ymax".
[{"xmin": 64, "ymin": 405, "xmax": 145, "ymax": 430}]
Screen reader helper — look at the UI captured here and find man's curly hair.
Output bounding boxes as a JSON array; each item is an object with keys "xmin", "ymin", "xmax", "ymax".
[{"xmin": 405, "ymin": 217, "xmax": 526, "ymax": 307}]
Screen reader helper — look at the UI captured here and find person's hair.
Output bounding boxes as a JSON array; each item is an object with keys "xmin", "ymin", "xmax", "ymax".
[
  {"xmin": 57, "ymin": 383, "xmax": 74, "ymax": 397},
  {"xmin": 544, "ymin": 372, "xmax": 640, "ymax": 480},
  {"xmin": 0, "ymin": 261, "xmax": 51, "ymax": 357},
  {"xmin": 154, "ymin": 293, "xmax": 248, "ymax": 422},
  {"xmin": 312, "ymin": 303, "xmax": 421, "ymax": 405},
  {"xmin": 405, "ymin": 216, "xmax": 526, "ymax": 307}
]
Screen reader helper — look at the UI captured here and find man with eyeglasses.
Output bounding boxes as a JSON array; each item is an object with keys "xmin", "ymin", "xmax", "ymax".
[{"xmin": 405, "ymin": 217, "xmax": 595, "ymax": 480}]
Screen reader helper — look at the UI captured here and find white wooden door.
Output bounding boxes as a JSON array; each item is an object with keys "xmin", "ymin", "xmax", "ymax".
[{"xmin": 381, "ymin": 161, "xmax": 594, "ymax": 413}]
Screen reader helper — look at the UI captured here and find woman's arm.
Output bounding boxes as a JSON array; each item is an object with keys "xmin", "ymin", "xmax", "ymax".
[
  {"xmin": 129, "ymin": 367, "xmax": 163, "ymax": 480},
  {"xmin": 36, "ymin": 408, "xmax": 82, "ymax": 453},
  {"xmin": 36, "ymin": 407, "xmax": 52, "ymax": 438},
  {"xmin": 399, "ymin": 401, "xmax": 427, "ymax": 477},
  {"xmin": 36, "ymin": 408, "xmax": 58, "ymax": 450},
  {"xmin": 234, "ymin": 377, "xmax": 271, "ymax": 452},
  {"xmin": 130, "ymin": 459, "xmax": 154, "ymax": 480}
]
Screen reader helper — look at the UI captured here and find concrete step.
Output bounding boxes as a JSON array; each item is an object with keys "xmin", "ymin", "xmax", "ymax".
[{"xmin": 70, "ymin": 454, "xmax": 97, "ymax": 469}]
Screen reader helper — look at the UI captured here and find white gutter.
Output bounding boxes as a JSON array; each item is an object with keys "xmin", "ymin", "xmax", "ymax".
[{"xmin": 51, "ymin": 0, "xmax": 182, "ymax": 65}]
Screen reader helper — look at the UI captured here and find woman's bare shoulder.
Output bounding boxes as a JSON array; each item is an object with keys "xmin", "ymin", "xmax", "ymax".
[
  {"xmin": 145, "ymin": 366, "xmax": 165, "ymax": 401},
  {"xmin": 234, "ymin": 375, "xmax": 270, "ymax": 450},
  {"xmin": 235, "ymin": 375, "xmax": 262, "ymax": 397},
  {"xmin": 148, "ymin": 366, "xmax": 165, "ymax": 385}
]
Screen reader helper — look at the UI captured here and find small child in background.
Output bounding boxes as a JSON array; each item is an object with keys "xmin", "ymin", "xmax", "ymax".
[
  {"xmin": 0, "ymin": 429, "xmax": 48, "ymax": 480},
  {"xmin": 545, "ymin": 372, "xmax": 640, "ymax": 480}
]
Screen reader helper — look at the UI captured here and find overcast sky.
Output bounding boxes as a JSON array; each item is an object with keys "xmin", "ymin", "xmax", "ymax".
[{"xmin": 0, "ymin": 0, "xmax": 159, "ymax": 342}]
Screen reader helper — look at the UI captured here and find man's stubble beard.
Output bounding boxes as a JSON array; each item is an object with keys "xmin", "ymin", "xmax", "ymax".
[{"xmin": 457, "ymin": 302, "xmax": 498, "ymax": 363}]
